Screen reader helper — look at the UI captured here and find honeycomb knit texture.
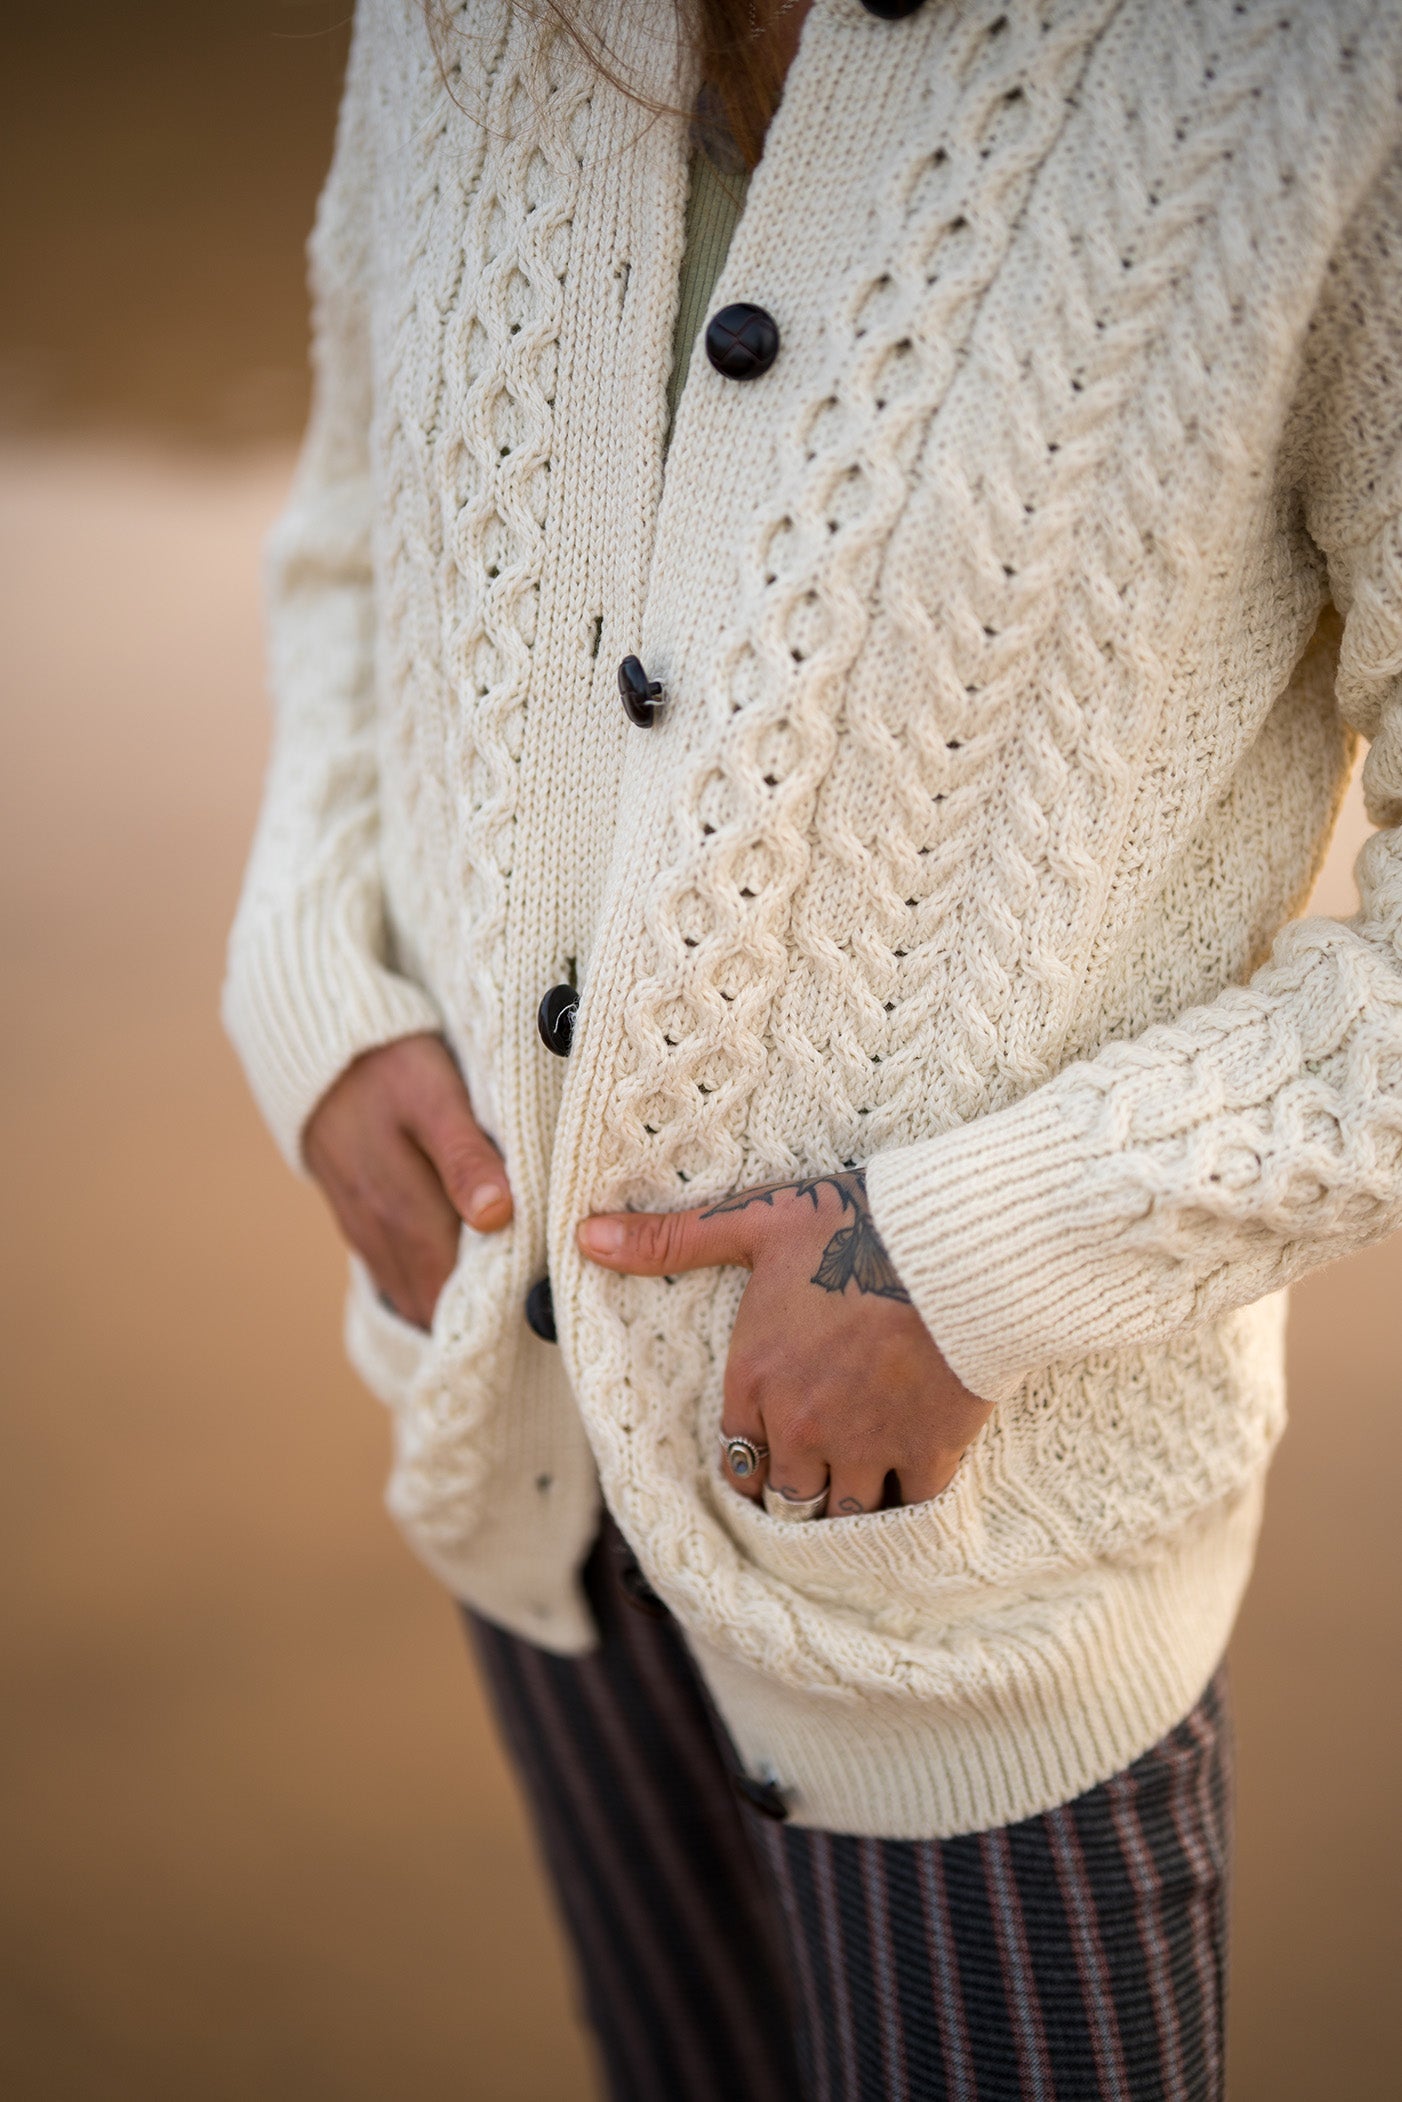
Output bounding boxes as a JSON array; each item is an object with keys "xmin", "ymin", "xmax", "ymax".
[{"xmin": 226, "ymin": 0, "xmax": 1402, "ymax": 1837}]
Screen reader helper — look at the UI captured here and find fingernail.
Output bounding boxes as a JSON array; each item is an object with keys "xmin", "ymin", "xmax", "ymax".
[
  {"xmin": 468, "ymin": 1182, "xmax": 507, "ymax": 1224},
  {"xmin": 580, "ymin": 1217, "xmax": 625, "ymax": 1255}
]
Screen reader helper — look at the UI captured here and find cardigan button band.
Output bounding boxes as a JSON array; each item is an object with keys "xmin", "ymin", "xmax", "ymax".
[
  {"xmin": 860, "ymin": 0, "xmax": 928, "ymax": 18},
  {"xmin": 524, "ymin": 1276, "xmax": 558, "ymax": 1343},
  {"xmin": 705, "ymin": 302, "xmax": 781, "ymax": 381},
  {"xmin": 537, "ymin": 983, "xmax": 580, "ymax": 1056},
  {"xmin": 618, "ymin": 653, "xmax": 664, "ymax": 727}
]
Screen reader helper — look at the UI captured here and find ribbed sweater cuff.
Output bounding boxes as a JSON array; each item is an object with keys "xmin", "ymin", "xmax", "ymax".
[
  {"xmin": 865, "ymin": 1088, "xmax": 1167, "ymax": 1404},
  {"xmin": 223, "ymin": 909, "xmax": 443, "ymax": 1171}
]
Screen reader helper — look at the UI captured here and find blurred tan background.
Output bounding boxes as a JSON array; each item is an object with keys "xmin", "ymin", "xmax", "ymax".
[{"xmin": 1, "ymin": 5, "xmax": 1397, "ymax": 2098}]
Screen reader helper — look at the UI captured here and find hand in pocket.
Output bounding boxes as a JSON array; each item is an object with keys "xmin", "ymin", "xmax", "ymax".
[
  {"xmin": 305, "ymin": 1034, "xmax": 513, "ymax": 1330},
  {"xmin": 579, "ymin": 1170, "xmax": 991, "ymax": 1516}
]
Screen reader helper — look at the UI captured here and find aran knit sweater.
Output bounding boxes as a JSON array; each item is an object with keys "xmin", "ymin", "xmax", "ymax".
[{"xmin": 226, "ymin": 0, "xmax": 1402, "ymax": 1837}]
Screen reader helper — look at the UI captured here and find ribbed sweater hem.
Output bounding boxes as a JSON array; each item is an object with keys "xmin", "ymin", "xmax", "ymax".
[{"xmin": 687, "ymin": 1480, "xmax": 1263, "ymax": 1839}]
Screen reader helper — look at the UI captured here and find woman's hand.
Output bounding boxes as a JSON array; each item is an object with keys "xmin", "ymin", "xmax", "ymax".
[
  {"xmin": 304, "ymin": 1034, "xmax": 513, "ymax": 1330},
  {"xmin": 577, "ymin": 1172, "xmax": 991, "ymax": 1514}
]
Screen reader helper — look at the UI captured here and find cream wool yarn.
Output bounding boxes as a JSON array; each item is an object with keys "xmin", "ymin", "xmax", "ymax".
[{"xmin": 226, "ymin": 0, "xmax": 1402, "ymax": 1836}]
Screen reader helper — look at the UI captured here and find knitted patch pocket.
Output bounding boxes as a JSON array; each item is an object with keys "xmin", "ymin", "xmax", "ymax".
[
  {"xmin": 343, "ymin": 1253, "xmax": 433, "ymax": 1412},
  {"xmin": 711, "ymin": 1442, "xmax": 1008, "ymax": 1631}
]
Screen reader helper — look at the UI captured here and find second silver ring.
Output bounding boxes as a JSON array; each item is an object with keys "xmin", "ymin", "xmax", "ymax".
[{"xmin": 761, "ymin": 1481, "xmax": 830, "ymax": 1523}]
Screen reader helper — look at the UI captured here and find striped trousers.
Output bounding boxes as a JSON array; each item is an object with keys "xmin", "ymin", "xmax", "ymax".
[{"xmin": 466, "ymin": 1519, "xmax": 1232, "ymax": 2102}]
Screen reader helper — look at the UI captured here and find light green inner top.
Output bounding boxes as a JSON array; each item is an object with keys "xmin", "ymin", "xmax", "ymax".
[{"xmin": 665, "ymin": 146, "xmax": 752, "ymax": 443}]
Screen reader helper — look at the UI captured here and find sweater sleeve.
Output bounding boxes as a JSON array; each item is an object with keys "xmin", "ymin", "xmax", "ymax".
[
  {"xmin": 866, "ymin": 147, "xmax": 1402, "ymax": 1406},
  {"xmin": 222, "ymin": 8, "xmax": 442, "ymax": 1170}
]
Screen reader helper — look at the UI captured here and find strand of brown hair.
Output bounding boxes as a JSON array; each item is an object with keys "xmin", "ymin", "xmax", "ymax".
[{"xmin": 426, "ymin": 2, "xmax": 792, "ymax": 170}]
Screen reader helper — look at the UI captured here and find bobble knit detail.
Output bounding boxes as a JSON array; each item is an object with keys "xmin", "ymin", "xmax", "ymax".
[{"xmin": 227, "ymin": 0, "xmax": 1402, "ymax": 1836}]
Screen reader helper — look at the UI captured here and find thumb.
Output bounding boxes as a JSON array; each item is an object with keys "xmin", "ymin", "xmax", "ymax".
[
  {"xmin": 408, "ymin": 1059, "xmax": 513, "ymax": 1232},
  {"xmin": 577, "ymin": 1201, "xmax": 755, "ymax": 1276}
]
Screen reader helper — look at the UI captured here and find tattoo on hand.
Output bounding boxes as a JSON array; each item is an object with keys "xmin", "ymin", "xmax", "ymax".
[
  {"xmin": 701, "ymin": 1170, "xmax": 912, "ymax": 1303},
  {"xmin": 836, "ymin": 1495, "xmax": 866, "ymax": 1514}
]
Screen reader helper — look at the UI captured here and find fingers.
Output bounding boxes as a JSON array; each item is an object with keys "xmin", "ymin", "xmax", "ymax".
[
  {"xmin": 753, "ymin": 1385, "xmax": 825, "ymax": 1508},
  {"xmin": 717, "ymin": 1358, "xmax": 770, "ymax": 1502},
  {"xmin": 722, "ymin": 1444, "xmax": 958, "ymax": 1517},
  {"xmin": 719, "ymin": 1429, "xmax": 890, "ymax": 1520},
  {"xmin": 824, "ymin": 1464, "xmax": 891, "ymax": 1520},
  {"xmin": 720, "ymin": 1352, "xmax": 914, "ymax": 1518},
  {"xmin": 764, "ymin": 1460, "xmax": 832, "ymax": 1513},
  {"xmin": 717, "ymin": 1418, "xmax": 770, "ymax": 1501},
  {"xmin": 303, "ymin": 1033, "xmax": 515, "ymax": 1332},
  {"xmin": 325, "ymin": 1134, "xmax": 463, "ymax": 1330},
  {"xmin": 578, "ymin": 1201, "xmax": 754, "ymax": 1276},
  {"xmin": 401, "ymin": 1043, "xmax": 513, "ymax": 1231},
  {"xmin": 891, "ymin": 1451, "xmax": 964, "ymax": 1506}
]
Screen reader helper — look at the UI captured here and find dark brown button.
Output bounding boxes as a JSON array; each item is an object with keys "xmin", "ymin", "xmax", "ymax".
[
  {"xmin": 861, "ymin": 0, "xmax": 927, "ymax": 18},
  {"xmin": 537, "ymin": 983, "xmax": 579, "ymax": 1056},
  {"xmin": 733, "ymin": 1773, "xmax": 791, "ymax": 1821},
  {"xmin": 615, "ymin": 1540, "xmax": 669, "ymax": 1619},
  {"xmin": 618, "ymin": 654, "xmax": 664, "ymax": 727},
  {"xmin": 524, "ymin": 1276, "xmax": 558, "ymax": 1342},
  {"xmin": 705, "ymin": 302, "xmax": 781, "ymax": 381}
]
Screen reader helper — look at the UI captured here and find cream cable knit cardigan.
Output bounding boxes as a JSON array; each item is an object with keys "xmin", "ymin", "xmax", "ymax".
[{"xmin": 226, "ymin": 0, "xmax": 1402, "ymax": 1837}]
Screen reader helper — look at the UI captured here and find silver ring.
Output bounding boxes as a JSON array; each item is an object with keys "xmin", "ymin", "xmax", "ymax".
[
  {"xmin": 718, "ymin": 1432, "xmax": 769, "ymax": 1481},
  {"xmin": 761, "ymin": 1482, "xmax": 829, "ymax": 1523}
]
